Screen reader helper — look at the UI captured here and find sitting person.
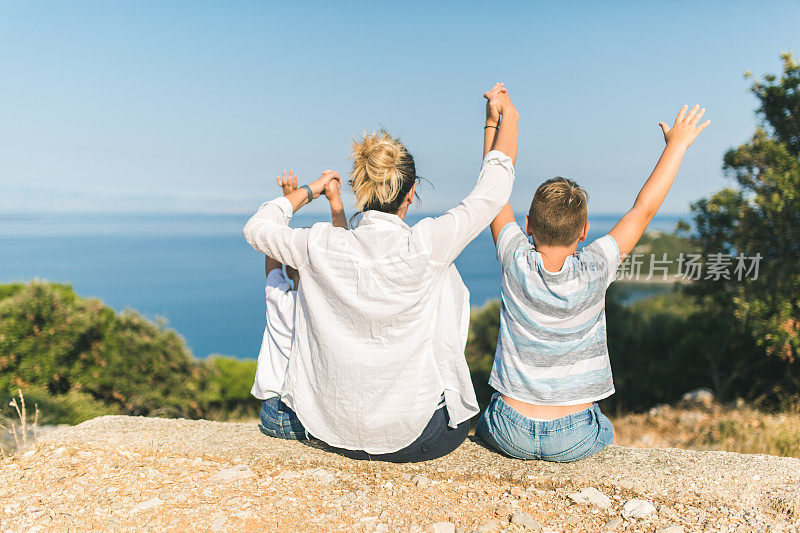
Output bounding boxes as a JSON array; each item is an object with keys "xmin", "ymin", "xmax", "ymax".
[
  {"xmin": 251, "ymin": 171, "xmax": 345, "ymax": 439},
  {"xmin": 243, "ymin": 83, "xmax": 518, "ymax": 462},
  {"xmin": 477, "ymin": 104, "xmax": 710, "ymax": 462}
]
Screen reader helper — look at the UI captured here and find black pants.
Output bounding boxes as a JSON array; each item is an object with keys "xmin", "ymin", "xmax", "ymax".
[{"xmin": 327, "ymin": 406, "xmax": 470, "ymax": 463}]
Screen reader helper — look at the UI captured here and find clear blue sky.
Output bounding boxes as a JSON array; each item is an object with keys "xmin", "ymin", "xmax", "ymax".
[{"xmin": 1, "ymin": 1, "xmax": 798, "ymax": 215}]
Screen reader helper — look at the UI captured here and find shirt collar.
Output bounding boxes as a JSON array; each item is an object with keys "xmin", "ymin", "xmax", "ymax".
[{"xmin": 358, "ymin": 210, "xmax": 411, "ymax": 231}]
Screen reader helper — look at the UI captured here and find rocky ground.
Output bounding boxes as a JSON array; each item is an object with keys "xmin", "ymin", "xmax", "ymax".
[{"xmin": 1, "ymin": 415, "xmax": 799, "ymax": 532}]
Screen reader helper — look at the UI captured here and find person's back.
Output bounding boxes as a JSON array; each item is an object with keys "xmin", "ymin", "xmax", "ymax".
[
  {"xmin": 243, "ymin": 84, "xmax": 519, "ymax": 461},
  {"xmin": 477, "ymin": 103, "xmax": 711, "ymax": 462},
  {"xmin": 491, "ymin": 220, "xmax": 618, "ymax": 407}
]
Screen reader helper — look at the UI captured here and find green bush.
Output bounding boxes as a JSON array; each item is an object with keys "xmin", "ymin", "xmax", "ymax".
[{"xmin": 0, "ymin": 281, "xmax": 258, "ymax": 424}]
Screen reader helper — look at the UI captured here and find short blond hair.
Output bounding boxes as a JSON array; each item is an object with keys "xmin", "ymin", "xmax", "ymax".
[
  {"xmin": 528, "ymin": 177, "xmax": 588, "ymax": 246},
  {"xmin": 349, "ymin": 130, "xmax": 416, "ymax": 213}
]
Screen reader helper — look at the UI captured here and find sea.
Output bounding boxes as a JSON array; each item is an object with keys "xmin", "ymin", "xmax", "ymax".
[{"xmin": 0, "ymin": 212, "xmax": 684, "ymax": 360}]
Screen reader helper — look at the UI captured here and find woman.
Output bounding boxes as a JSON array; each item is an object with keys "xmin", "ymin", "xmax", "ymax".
[{"xmin": 243, "ymin": 84, "xmax": 518, "ymax": 462}]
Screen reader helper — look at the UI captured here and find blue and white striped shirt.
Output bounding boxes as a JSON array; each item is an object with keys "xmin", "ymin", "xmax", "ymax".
[{"xmin": 490, "ymin": 223, "xmax": 620, "ymax": 405}]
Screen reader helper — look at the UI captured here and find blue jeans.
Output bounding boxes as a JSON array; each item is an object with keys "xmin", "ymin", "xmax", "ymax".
[
  {"xmin": 258, "ymin": 396, "xmax": 307, "ymax": 440},
  {"xmin": 328, "ymin": 405, "xmax": 470, "ymax": 463},
  {"xmin": 476, "ymin": 393, "xmax": 614, "ymax": 462}
]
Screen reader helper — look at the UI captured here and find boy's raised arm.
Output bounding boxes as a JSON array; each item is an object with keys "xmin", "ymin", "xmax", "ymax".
[
  {"xmin": 609, "ymin": 105, "xmax": 710, "ymax": 259},
  {"xmin": 486, "ymin": 85, "xmax": 519, "ymax": 245}
]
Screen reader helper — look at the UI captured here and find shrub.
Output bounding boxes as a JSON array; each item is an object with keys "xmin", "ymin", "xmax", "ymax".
[{"xmin": 0, "ymin": 281, "xmax": 258, "ymax": 424}]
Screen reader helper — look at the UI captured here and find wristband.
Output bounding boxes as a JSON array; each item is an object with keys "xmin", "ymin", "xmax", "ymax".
[
  {"xmin": 300, "ymin": 184, "xmax": 313, "ymax": 203},
  {"xmin": 484, "ymin": 124, "xmax": 499, "ymax": 130}
]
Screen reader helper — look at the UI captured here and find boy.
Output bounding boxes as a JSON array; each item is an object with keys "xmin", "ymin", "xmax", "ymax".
[
  {"xmin": 251, "ymin": 169, "xmax": 345, "ymax": 439},
  {"xmin": 477, "ymin": 104, "xmax": 710, "ymax": 461}
]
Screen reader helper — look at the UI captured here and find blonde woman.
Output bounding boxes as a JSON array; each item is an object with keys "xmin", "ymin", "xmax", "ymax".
[{"xmin": 243, "ymin": 84, "xmax": 518, "ymax": 462}]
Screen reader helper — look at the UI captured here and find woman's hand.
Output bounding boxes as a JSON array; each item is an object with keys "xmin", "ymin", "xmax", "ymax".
[
  {"xmin": 484, "ymin": 82, "xmax": 506, "ymax": 125},
  {"xmin": 659, "ymin": 105, "xmax": 711, "ymax": 150},
  {"xmin": 324, "ymin": 174, "xmax": 342, "ymax": 200},
  {"xmin": 310, "ymin": 170, "xmax": 342, "ymax": 199},
  {"xmin": 491, "ymin": 89, "xmax": 517, "ymax": 119},
  {"xmin": 276, "ymin": 170, "xmax": 299, "ymax": 196}
]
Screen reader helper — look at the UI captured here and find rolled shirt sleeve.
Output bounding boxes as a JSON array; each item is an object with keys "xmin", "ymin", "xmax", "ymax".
[
  {"xmin": 243, "ymin": 196, "xmax": 311, "ymax": 270},
  {"xmin": 423, "ymin": 150, "xmax": 515, "ymax": 265}
]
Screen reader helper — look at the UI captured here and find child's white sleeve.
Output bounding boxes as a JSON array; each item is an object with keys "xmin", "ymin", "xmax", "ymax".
[
  {"xmin": 265, "ymin": 269, "xmax": 297, "ymax": 332},
  {"xmin": 495, "ymin": 222, "xmax": 527, "ymax": 267}
]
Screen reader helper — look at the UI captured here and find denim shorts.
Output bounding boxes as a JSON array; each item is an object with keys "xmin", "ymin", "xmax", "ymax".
[
  {"xmin": 476, "ymin": 393, "xmax": 614, "ymax": 462},
  {"xmin": 258, "ymin": 396, "xmax": 307, "ymax": 440}
]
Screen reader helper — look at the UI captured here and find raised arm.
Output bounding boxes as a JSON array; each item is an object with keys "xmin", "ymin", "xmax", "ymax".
[
  {"xmin": 483, "ymin": 82, "xmax": 504, "ymax": 157},
  {"xmin": 487, "ymin": 88, "xmax": 520, "ymax": 244},
  {"xmin": 243, "ymin": 169, "xmax": 339, "ymax": 267},
  {"xmin": 276, "ymin": 169, "xmax": 340, "ymax": 214},
  {"xmin": 424, "ymin": 84, "xmax": 518, "ymax": 265},
  {"xmin": 323, "ymin": 172, "xmax": 348, "ymax": 229},
  {"xmin": 609, "ymin": 105, "xmax": 710, "ymax": 259}
]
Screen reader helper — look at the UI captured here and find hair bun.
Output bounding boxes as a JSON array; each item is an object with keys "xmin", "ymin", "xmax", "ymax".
[{"xmin": 350, "ymin": 130, "xmax": 415, "ymax": 212}]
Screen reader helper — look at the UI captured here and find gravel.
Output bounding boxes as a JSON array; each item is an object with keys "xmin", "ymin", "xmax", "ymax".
[{"xmin": 0, "ymin": 414, "xmax": 795, "ymax": 531}]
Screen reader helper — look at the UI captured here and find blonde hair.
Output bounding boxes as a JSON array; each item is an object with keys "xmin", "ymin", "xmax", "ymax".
[
  {"xmin": 528, "ymin": 177, "xmax": 589, "ymax": 246},
  {"xmin": 349, "ymin": 130, "xmax": 417, "ymax": 213}
]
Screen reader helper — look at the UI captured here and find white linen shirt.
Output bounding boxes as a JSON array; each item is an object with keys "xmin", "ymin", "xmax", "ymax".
[
  {"xmin": 243, "ymin": 150, "xmax": 514, "ymax": 453},
  {"xmin": 250, "ymin": 268, "xmax": 297, "ymax": 400}
]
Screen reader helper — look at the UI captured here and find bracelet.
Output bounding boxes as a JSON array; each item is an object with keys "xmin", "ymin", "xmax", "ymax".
[
  {"xmin": 484, "ymin": 124, "xmax": 499, "ymax": 130},
  {"xmin": 300, "ymin": 184, "xmax": 313, "ymax": 204}
]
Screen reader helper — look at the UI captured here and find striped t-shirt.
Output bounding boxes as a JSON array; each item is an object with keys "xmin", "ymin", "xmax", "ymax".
[{"xmin": 489, "ymin": 223, "xmax": 620, "ymax": 406}]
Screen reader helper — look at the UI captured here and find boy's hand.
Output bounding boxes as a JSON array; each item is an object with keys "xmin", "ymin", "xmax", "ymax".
[
  {"xmin": 490, "ymin": 89, "xmax": 517, "ymax": 119},
  {"xmin": 483, "ymin": 82, "xmax": 506, "ymax": 124},
  {"xmin": 659, "ymin": 105, "xmax": 711, "ymax": 150},
  {"xmin": 276, "ymin": 170, "xmax": 299, "ymax": 196}
]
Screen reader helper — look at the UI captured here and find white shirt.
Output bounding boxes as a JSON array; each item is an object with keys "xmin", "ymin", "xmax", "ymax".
[
  {"xmin": 243, "ymin": 150, "xmax": 515, "ymax": 453},
  {"xmin": 250, "ymin": 268, "xmax": 297, "ymax": 400}
]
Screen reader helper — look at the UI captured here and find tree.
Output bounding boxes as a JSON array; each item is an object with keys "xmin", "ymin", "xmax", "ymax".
[{"xmin": 691, "ymin": 52, "xmax": 800, "ymax": 364}]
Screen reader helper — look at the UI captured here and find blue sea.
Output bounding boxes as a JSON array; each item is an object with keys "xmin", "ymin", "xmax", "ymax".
[{"xmin": 0, "ymin": 212, "xmax": 684, "ymax": 360}]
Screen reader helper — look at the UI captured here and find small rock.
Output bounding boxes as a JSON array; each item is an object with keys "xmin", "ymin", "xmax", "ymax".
[
  {"xmin": 424, "ymin": 522, "xmax": 455, "ymax": 533},
  {"xmin": 603, "ymin": 517, "xmax": 623, "ymax": 530},
  {"xmin": 568, "ymin": 487, "xmax": 612, "ymax": 510},
  {"xmin": 565, "ymin": 516, "xmax": 580, "ymax": 525},
  {"xmin": 412, "ymin": 475, "xmax": 431, "ymax": 488},
  {"xmin": 511, "ymin": 469, "xmax": 524, "ymax": 481},
  {"xmin": 306, "ymin": 467, "xmax": 336, "ymax": 484},
  {"xmin": 656, "ymin": 526, "xmax": 685, "ymax": 533},
  {"xmin": 374, "ymin": 524, "xmax": 389, "ymax": 533},
  {"xmin": 510, "ymin": 512, "xmax": 542, "ymax": 531},
  {"xmin": 129, "ymin": 497, "xmax": 163, "ymax": 513},
  {"xmin": 211, "ymin": 465, "xmax": 256, "ymax": 484},
  {"xmin": 621, "ymin": 499, "xmax": 657, "ymax": 519},
  {"xmin": 383, "ymin": 480, "xmax": 394, "ymax": 489},
  {"xmin": 680, "ymin": 388, "xmax": 715, "ymax": 408},
  {"xmin": 474, "ymin": 520, "xmax": 504, "ymax": 533},
  {"xmin": 494, "ymin": 504, "xmax": 512, "ymax": 518},
  {"xmin": 210, "ymin": 516, "xmax": 228, "ymax": 532},
  {"xmin": 337, "ymin": 491, "xmax": 357, "ymax": 505}
]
